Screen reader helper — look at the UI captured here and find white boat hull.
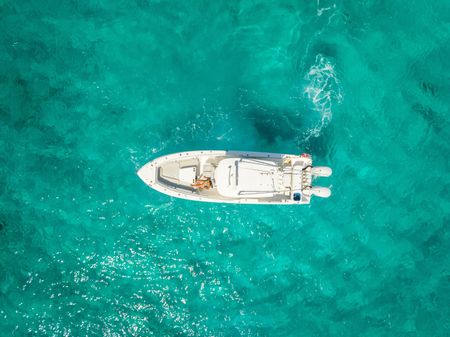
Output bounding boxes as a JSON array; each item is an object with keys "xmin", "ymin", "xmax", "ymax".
[{"xmin": 137, "ymin": 150, "xmax": 331, "ymax": 204}]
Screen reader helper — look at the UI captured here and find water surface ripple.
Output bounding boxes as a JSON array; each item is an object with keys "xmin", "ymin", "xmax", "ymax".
[{"xmin": 1, "ymin": 1, "xmax": 450, "ymax": 336}]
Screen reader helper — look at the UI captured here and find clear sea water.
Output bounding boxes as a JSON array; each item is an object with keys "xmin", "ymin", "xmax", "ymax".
[{"xmin": 1, "ymin": 0, "xmax": 450, "ymax": 336}]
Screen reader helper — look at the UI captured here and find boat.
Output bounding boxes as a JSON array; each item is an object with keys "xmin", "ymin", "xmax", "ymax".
[{"xmin": 137, "ymin": 150, "xmax": 332, "ymax": 204}]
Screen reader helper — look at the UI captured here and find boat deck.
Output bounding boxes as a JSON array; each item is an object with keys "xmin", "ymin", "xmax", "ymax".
[{"xmin": 137, "ymin": 150, "xmax": 315, "ymax": 204}]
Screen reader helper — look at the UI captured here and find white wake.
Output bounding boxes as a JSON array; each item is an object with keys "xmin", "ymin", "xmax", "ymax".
[{"xmin": 303, "ymin": 54, "xmax": 343, "ymax": 139}]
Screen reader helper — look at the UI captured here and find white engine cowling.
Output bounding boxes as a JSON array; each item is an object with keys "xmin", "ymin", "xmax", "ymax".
[
  {"xmin": 310, "ymin": 187, "xmax": 331, "ymax": 198},
  {"xmin": 311, "ymin": 166, "xmax": 332, "ymax": 177}
]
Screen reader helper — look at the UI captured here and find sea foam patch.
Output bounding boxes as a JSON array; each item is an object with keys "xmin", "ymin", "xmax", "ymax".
[{"xmin": 303, "ymin": 54, "xmax": 343, "ymax": 138}]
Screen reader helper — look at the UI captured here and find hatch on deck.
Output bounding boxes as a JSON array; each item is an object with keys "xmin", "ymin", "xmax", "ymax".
[{"xmin": 178, "ymin": 166, "xmax": 197, "ymax": 184}]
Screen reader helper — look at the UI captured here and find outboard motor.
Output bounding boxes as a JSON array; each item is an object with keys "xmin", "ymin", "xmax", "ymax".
[
  {"xmin": 310, "ymin": 187, "xmax": 331, "ymax": 198},
  {"xmin": 311, "ymin": 166, "xmax": 332, "ymax": 177}
]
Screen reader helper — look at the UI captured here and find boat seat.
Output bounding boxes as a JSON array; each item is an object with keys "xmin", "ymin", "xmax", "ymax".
[
  {"xmin": 202, "ymin": 163, "xmax": 214, "ymax": 178},
  {"xmin": 282, "ymin": 173, "xmax": 291, "ymax": 188}
]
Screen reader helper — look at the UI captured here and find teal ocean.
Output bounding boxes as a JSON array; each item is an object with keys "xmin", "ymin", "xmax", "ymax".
[{"xmin": 1, "ymin": 0, "xmax": 450, "ymax": 335}]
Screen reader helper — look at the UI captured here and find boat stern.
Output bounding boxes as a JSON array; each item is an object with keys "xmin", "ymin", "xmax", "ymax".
[{"xmin": 137, "ymin": 161, "xmax": 157, "ymax": 186}]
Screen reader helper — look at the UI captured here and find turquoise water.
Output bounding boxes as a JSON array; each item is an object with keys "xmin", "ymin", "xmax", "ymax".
[{"xmin": 1, "ymin": 0, "xmax": 450, "ymax": 335}]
